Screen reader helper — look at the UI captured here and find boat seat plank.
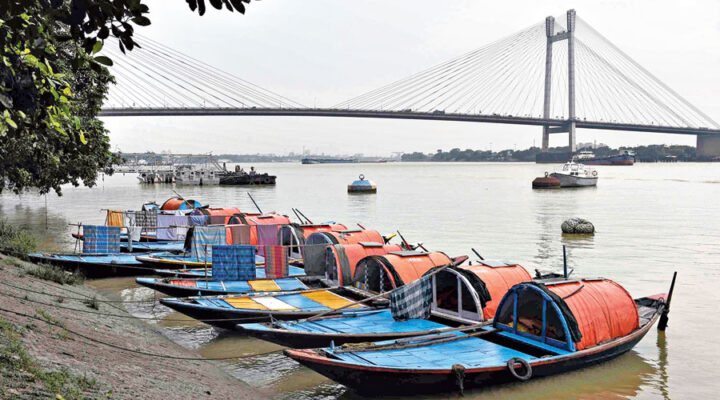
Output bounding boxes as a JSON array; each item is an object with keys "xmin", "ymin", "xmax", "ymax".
[
  {"xmin": 275, "ymin": 278, "xmax": 309, "ymax": 291},
  {"xmin": 333, "ymin": 333, "xmax": 537, "ymax": 369},
  {"xmin": 277, "ymin": 310, "xmax": 447, "ymax": 334},
  {"xmin": 224, "ymin": 297, "xmax": 269, "ymax": 310},
  {"xmin": 301, "ymin": 291, "xmax": 362, "ymax": 309},
  {"xmin": 248, "ymin": 280, "xmax": 282, "ymax": 292},
  {"xmin": 252, "ymin": 296, "xmax": 297, "ymax": 310},
  {"xmin": 277, "ymin": 294, "xmax": 330, "ymax": 311}
]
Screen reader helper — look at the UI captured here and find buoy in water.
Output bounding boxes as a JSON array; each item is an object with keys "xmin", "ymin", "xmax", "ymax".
[
  {"xmin": 532, "ymin": 172, "xmax": 560, "ymax": 189},
  {"xmin": 348, "ymin": 174, "xmax": 377, "ymax": 193}
]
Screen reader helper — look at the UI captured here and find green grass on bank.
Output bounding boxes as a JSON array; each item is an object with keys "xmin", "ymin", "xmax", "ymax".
[
  {"xmin": 0, "ymin": 317, "xmax": 98, "ymax": 399},
  {"xmin": 0, "ymin": 218, "xmax": 39, "ymax": 259}
]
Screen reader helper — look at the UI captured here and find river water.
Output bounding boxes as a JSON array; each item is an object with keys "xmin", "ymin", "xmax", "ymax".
[{"xmin": 1, "ymin": 162, "xmax": 718, "ymax": 399}]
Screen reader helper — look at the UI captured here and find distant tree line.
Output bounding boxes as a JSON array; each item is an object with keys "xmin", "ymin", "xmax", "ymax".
[{"xmin": 401, "ymin": 144, "xmax": 700, "ymax": 162}]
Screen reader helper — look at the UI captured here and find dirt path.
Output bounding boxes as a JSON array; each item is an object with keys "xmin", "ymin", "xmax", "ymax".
[{"xmin": 0, "ymin": 255, "xmax": 267, "ymax": 399}]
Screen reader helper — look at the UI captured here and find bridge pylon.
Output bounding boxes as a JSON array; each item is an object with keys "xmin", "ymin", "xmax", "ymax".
[{"xmin": 542, "ymin": 9, "xmax": 577, "ymax": 152}]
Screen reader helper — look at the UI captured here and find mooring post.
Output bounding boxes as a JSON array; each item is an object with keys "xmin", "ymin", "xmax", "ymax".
[
  {"xmin": 542, "ymin": 16, "xmax": 555, "ymax": 152},
  {"xmin": 658, "ymin": 271, "xmax": 677, "ymax": 331}
]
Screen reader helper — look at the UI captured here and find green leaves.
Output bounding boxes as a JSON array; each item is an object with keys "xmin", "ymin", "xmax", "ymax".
[
  {"xmin": 131, "ymin": 16, "xmax": 151, "ymax": 26},
  {"xmin": 93, "ymin": 56, "xmax": 113, "ymax": 66}
]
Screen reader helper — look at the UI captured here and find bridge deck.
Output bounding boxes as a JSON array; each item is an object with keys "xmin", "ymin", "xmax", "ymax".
[{"xmin": 99, "ymin": 108, "xmax": 720, "ymax": 136}]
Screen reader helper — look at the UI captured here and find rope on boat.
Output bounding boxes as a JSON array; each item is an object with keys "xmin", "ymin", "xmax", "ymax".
[
  {"xmin": 0, "ymin": 281, "xmax": 156, "ymax": 303},
  {"xmin": 0, "ymin": 291, "xmax": 275, "ymax": 324},
  {"xmin": 0, "ymin": 305, "xmax": 282, "ymax": 361},
  {"xmin": 452, "ymin": 364, "xmax": 466, "ymax": 396}
]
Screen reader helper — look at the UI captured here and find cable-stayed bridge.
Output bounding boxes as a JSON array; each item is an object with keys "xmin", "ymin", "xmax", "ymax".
[{"xmin": 99, "ymin": 10, "xmax": 720, "ymax": 157}]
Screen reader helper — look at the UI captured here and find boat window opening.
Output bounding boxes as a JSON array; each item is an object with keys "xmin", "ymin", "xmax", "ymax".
[
  {"xmin": 324, "ymin": 247, "xmax": 339, "ymax": 283},
  {"xmin": 354, "ymin": 258, "xmax": 394, "ymax": 292},
  {"xmin": 544, "ymin": 301, "xmax": 567, "ymax": 342},
  {"xmin": 496, "ymin": 291, "xmax": 515, "ymax": 329},
  {"xmin": 432, "ymin": 270, "xmax": 478, "ymax": 316}
]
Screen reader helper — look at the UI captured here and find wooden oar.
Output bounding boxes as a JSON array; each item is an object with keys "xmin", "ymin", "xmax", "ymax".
[
  {"xmin": 291, "ymin": 208, "xmax": 305, "ymax": 224},
  {"xmin": 295, "ymin": 208, "xmax": 313, "ymax": 224},
  {"xmin": 334, "ymin": 327, "xmax": 499, "ymax": 354},
  {"xmin": 247, "ymin": 192, "xmax": 263, "ymax": 214},
  {"xmin": 471, "ymin": 248, "xmax": 484, "ymax": 260}
]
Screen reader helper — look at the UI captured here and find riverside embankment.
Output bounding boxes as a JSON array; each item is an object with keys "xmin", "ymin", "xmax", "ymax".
[{"xmin": 0, "ymin": 254, "xmax": 264, "ymax": 400}]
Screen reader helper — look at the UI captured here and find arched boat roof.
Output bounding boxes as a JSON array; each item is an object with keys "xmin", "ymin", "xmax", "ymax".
[{"xmin": 494, "ymin": 279, "xmax": 639, "ymax": 352}]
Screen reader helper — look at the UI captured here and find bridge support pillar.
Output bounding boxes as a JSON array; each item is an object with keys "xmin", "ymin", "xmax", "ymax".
[
  {"xmin": 541, "ymin": 17, "xmax": 554, "ymax": 151},
  {"xmin": 697, "ymin": 135, "xmax": 720, "ymax": 159},
  {"xmin": 567, "ymin": 10, "xmax": 577, "ymax": 152}
]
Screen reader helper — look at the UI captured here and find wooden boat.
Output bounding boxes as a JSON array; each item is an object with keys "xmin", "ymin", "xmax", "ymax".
[
  {"xmin": 157, "ymin": 252, "xmax": 466, "ymax": 328},
  {"xmin": 153, "ymin": 264, "xmax": 305, "ymax": 279},
  {"xmin": 135, "ymin": 253, "xmax": 300, "ymax": 269},
  {"xmin": 135, "ymin": 275, "xmax": 316, "ymax": 297},
  {"xmin": 28, "ymin": 252, "xmax": 171, "ymax": 279},
  {"xmin": 159, "ymin": 287, "xmax": 380, "ymax": 329},
  {"xmin": 119, "ymin": 240, "xmax": 185, "ymax": 253},
  {"xmin": 285, "ymin": 279, "xmax": 668, "ymax": 395},
  {"xmin": 238, "ymin": 260, "xmax": 532, "ymax": 348}
]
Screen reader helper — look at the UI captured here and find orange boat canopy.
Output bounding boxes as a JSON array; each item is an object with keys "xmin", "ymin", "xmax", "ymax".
[
  {"xmin": 458, "ymin": 260, "xmax": 532, "ymax": 319},
  {"xmin": 298, "ymin": 223, "xmax": 348, "ymax": 239},
  {"xmin": 160, "ymin": 197, "xmax": 203, "ymax": 211},
  {"xmin": 425, "ymin": 262, "xmax": 531, "ymax": 323},
  {"xmin": 306, "ymin": 229, "xmax": 384, "ymax": 246},
  {"xmin": 352, "ymin": 251, "xmax": 452, "ymax": 292},
  {"xmin": 318, "ymin": 243, "xmax": 404, "ymax": 285},
  {"xmin": 494, "ymin": 279, "xmax": 639, "ymax": 352},
  {"xmin": 191, "ymin": 207, "xmax": 243, "ymax": 217}
]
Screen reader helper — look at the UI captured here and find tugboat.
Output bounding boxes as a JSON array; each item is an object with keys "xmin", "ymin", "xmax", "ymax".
[
  {"xmin": 549, "ymin": 161, "xmax": 598, "ymax": 187},
  {"xmin": 219, "ymin": 165, "xmax": 276, "ymax": 185},
  {"xmin": 347, "ymin": 174, "xmax": 377, "ymax": 193}
]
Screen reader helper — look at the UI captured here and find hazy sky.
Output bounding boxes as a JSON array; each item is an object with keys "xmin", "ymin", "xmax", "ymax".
[{"xmin": 102, "ymin": 0, "xmax": 720, "ymax": 156}]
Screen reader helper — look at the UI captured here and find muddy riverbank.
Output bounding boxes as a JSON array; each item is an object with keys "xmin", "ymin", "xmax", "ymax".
[{"xmin": 0, "ymin": 255, "xmax": 265, "ymax": 400}]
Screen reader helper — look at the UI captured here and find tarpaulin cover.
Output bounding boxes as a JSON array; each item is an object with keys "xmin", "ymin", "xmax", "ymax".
[
  {"xmin": 191, "ymin": 225, "xmax": 227, "ymax": 260},
  {"xmin": 193, "ymin": 207, "xmax": 243, "ymax": 217},
  {"xmin": 298, "ymin": 223, "xmax": 348, "ymax": 239},
  {"xmin": 212, "ymin": 245, "xmax": 256, "ymax": 281},
  {"xmin": 460, "ymin": 262, "xmax": 532, "ymax": 319},
  {"xmin": 227, "ymin": 225, "xmax": 251, "ymax": 245},
  {"xmin": 353, "ymin": 252, "xmax": 452, "ymax": 291},
  {"xmin": 302, "ymin": 244, "xmax": 329, "ymax": 276},
  {"xmin": 256, "ymin": 224, "xmax": 279, "ymax": 256},
  {"xmin": 264, "ymin": 245, "xmax": 289, "ymax": 279},
  {"xmin": 157, "ymin": 215, "xmax": 189, "ymax": 241},
  {"xmin": 135, "ymin": 211, "xmax": 156, "ymax": 230},
  {"xmin": 190, "ymin": 215, "xmax": 208, "ymax": 226},
  {"xmin": 106, "ymin": 210, "xmax": 124, "ymax": 227},
  {"xmin": 327, "ymin": 243, "xmax": 403, "ymax": 285},
  {"xmin": 544, "ymin": 279, "xmax": 639, "ymax": 350},
  {"xmin": 390, "ymin": 275, "xmax": 433, "ymax": 321},
  {"xmin": 161, "ymin": 197, "xmax": 202, "ymax": 211},
  {"xmin": 82, "ymin": 225, "xmax": 121, "ymax": 254},
  {"xmin": 324, "ymin": 229, "xmax": 384, "ymax": 245}
]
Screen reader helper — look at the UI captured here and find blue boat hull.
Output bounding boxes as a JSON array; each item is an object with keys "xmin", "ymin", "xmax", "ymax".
[
  {"xmin": 238, "ymin": 310, "xmax": 454, "ymax": 348},
  {"xmin": 28, "ymin": 252, "xmax": 168, "ymax": 278},
  {"xmin": 286, "ymin": 305, "xmax": 661, "ymax": 395}
]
